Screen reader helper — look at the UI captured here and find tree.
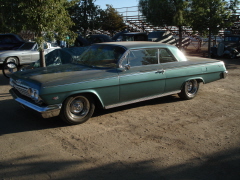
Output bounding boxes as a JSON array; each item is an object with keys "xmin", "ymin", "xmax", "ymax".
[
  {"xmin": 0, "ymin": 0, "xmax": 24, "ymax": 33},
  {"xmin": 138, "ymin": 0, "xmax": 190, "ymax": 48},
  {"xmin": 189, "ymin": 0, "xmax": 239, "ymax": 57},
  {"xmin": 0, "ymin": 0, "xmax": 76, "ymax": 67},
  {"xmin": 19, "ymin": 0, "xmax": 77, "ymax": 67},
  {"xmin": 68, "ymin": 0, "xmax": 101, "ymax": 37},
  {"xmin": 99, "ymin": 5, "xmax": 126, "ymax": 37}
]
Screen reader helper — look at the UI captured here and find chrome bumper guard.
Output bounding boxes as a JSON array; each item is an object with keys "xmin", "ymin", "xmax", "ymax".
[
  {"xmin": 222, "ymin": 70, "xmax": 228, "ymax": 79},
  {"xmin": 10, "ymin": 89, "xmax": 62, "ymax": 118}
]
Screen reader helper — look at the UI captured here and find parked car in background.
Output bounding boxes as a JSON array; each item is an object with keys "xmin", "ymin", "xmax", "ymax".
[
  {"xmin": 2, "ymin": 46, "xmax": 88, "ymax": 78},
  {"xmin": 0, "ymin": 33, "xmax": 25, "ymax": 51},
  {"xmin": 0, "ymin": 42, "xmax": 60, "ymax": 65},
  {"xmin": 86, "ymin": 34, "xmax": 114, "ymax": 44},
  {"xmin": 114, "ymin": 32, "xmax": 148, "ymax": 41},
  {"xmin": 74, "ymin": 35, "xmax": 90, "ymax": 47},
  {"xmin": 74, "ymin": 34, "xmax": 113, "ymax": 47},
  {"xmin": 211, "ymin": 34, "xmax": 240, "ymax": 58},
  {"xmin": 27, "ymin": 46, "xmax": 88, "ymax": 69},
  {"xmin": 9, "ymin": 42, "xmax": 228, "ymax": 125}
]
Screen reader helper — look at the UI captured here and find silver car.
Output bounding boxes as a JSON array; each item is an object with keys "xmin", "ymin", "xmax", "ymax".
[{"xmin": 0, "ymin": 42, "xmax": 60, "ymax": 65}]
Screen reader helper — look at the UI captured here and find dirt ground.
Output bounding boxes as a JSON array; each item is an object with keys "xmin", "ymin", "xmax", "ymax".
[{"xmin": 0, "ymin": 50, "xmax": 239, "ymax": 180}]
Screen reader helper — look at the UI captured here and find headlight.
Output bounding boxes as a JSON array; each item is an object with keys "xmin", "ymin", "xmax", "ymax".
[
  {"xmin": 28, "ymin": 88, "xmax": 40, "ymax": 101},
  {"xmin": 33, "ymin": 90, "xmax": 39, "ymax": 100},
  {"xmin": 28, "ymin": 88, "xmax": 34, "ymax": 97}
]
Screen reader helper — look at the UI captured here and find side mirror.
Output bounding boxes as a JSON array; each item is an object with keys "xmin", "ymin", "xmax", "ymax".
[{"xmin": 124, "ymin": 64, "xmax": 131, "ymax": 70}]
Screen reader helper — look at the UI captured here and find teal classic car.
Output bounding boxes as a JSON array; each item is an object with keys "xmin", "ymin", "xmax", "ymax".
[{"xmin": 9, "ymin": 42, "xmax": 228, "ymax": 125}]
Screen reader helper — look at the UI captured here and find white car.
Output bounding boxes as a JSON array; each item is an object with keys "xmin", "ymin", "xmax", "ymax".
[{"xmin": 0, "ymin": 42, "xmax": 60, "ymax": 65}]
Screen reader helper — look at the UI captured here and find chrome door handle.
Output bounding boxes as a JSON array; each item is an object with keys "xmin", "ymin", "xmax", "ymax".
[{"xmin": 156, "ymin": 70, "xmax": 165, "ymax": 74}]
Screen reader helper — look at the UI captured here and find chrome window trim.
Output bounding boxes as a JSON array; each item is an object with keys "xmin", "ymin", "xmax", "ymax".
[{"xmin": 118, "ymin": 71, "xmax": 157, "ymax": 78}]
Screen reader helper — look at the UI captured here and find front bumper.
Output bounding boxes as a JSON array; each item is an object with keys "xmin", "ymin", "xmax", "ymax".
[{"xmin": 10, "ymin": 88, "xmax": 62, "ymax": 118}]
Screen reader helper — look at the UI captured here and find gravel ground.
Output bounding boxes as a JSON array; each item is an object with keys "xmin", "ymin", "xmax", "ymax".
[{"xmin": 0, "ymin": 53, "xmax": 239, "ymax": 180}]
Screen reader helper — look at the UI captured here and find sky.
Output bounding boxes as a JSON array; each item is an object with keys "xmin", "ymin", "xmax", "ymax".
[{"xmin": 95, "ymin": 0, "xmax": 139, "ymax": 9}]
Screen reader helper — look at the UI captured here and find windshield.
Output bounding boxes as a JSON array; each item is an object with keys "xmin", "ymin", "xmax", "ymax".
[
  {"xmin": 18, "ymin": 42, "xmax": 36, "ymax": 50},
  {"xmin": 74, "ymin": 45, "xmax": 126, "ymax": 68}
]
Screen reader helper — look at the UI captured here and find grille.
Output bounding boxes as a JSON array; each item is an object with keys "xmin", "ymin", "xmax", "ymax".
[{"xmin": 10, "ymin": 79, "xmax": 31, "ymax": 98}]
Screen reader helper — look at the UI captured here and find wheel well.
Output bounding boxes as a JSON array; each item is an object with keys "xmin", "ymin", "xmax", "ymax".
[
  {"xmin": 68, "ymin": 92, "xmax": 104, "ymax": 109},
  {"xmin": 180, "ymin": 78, "xmax": 203, "ymax": 89},
  {"xmin": 5, "ymin": 56, "xmax": 19, "ymax": 65},
  {"xmin": 184, "ymin": 78, "xmax": 204, "ymax": 84},
  {"xmin": 196, "ymin": 78, "xmax": 204, "ymax": 84}
]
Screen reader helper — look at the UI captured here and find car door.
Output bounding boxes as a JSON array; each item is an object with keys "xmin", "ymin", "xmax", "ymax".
[
  {"xmin": 118, "ymin": 48, "xmax": 166, "ymax": 103},
  {"xmin": 18, "ymin": 50, "xmax": 32, "ymax": 63},
  {"xmin": 159, "ymin": 48, "xmax": 187, "ymax": 93},
  {"xmin": 30, "ymin": 43, "xmax": 41, "ymax": 62},
  {"xmin": 20, "ymin": 43, "xmax": 39, "ymax": 63}
]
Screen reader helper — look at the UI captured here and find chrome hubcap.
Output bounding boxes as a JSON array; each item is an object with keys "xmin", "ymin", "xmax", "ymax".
[
  {"xmin": 186, "ymin": 81, "xmax": 193, "ymax": 92},
  {"xmin": 70, "ymin": 100, "xmax": 84, "ymax": 114},
  {"xmin": 68, "ymin": 96, "xmax": 90, "ymax": 119},
  {"xmin": 185, "ymin": 80, "xmax": 197, "ymax": 95}
]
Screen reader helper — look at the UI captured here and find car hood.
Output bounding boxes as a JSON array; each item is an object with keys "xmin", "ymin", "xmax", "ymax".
[{"xmin": 11, "ymin": 63, "xmax": 118, "ymax": 88}]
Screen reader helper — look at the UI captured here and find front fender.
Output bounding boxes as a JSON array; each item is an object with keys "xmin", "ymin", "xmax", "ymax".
[{"xmin": 40, "ymin": 89, "xmax": 106, "ymax": 109}]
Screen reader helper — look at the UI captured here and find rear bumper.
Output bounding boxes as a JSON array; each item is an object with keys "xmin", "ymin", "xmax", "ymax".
[
  {"xmin": 10, "ymin": 88, "xmax": 62, "ymax": 118},
  {"xmin": 222, "ymin": 70, "xmax": 228, "ymax": 79}
]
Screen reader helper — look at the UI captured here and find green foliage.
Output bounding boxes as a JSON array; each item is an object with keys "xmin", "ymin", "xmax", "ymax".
[
  {"xmin": 68, "ymin": 0, "xmax": 101, "ymax": 37},
  {"xmin": 0, "ymin": 0, "xmax": 77, "ymax": 67},
  {"xmin": 0, "ymin": 0, "xmax": 76, "ymax": 44},
  {"xmin": 138, "ymin": 0, "xmax": 190, "ymax": 27},
  {"xmin": 189, "ymin": 0, "xmax": 238, "ymax": 36},
  {"xmin": 189, "ymin": 0, "xmax": 239, "ymax": 56},
  {"xmin": 18, "ymin": 0, "xmax": 76, "ymax": 45},
  {"xmin": 0, "ymin": 0, "xmax": 24, "ymax": 33},
  {"xmin": 138, "ymin": 0, "xmax": 190, "ymax": 47},
  {"xmin": 99, "ymin": 5, "xmax": 126, "ymax": 36}
]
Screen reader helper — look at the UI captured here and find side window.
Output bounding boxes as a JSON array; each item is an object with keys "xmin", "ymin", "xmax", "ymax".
[
  {"xmin": 10, "ymin": 36, "xmax": 19, "ymax": 43},
  {"xmin": 3, "ymin": 36, "xmax": 13, "ymax": 43},
  {"xmin": 127, "ymin": 49, "xmax": 158, "ymax": 67},
  {"xmin": 34, "ymin": 44, "xmax": 38, "ymax": 50},
  {"xmin": 159, "ymin": 49, "xmax": 177, "ymax": 63}
]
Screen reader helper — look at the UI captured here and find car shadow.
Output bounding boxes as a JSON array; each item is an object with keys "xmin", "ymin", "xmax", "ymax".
[
  {"xmin": 93, "ymin": 95, "xmax": 182, "ymax": 118},
  {"xmin": 0, "ymin": 98, "xmax": 66, "ymax": 135},
  {"xmin": 0, "ymin": 74, "xmax": 10, "ymax": 86},
  {"xmin": 0, "ymin": 95, "xmax": 182, "ymax": 135}
]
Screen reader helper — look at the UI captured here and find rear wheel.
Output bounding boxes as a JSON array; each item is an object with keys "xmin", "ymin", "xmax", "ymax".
[
  {"xmin": 60, "ymin": 94, "xmax": 95, "ymax": 125},
  {"xmin": 2, "ymin": 62, "xmax": 19, "ymax": 78},
  {"xmin": 178, "ymin": 79, "xmax": 199, "ymax": 100}
]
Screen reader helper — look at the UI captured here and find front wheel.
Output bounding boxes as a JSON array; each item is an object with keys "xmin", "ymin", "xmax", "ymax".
[
  {"xmin": 5, "ymin": 57, "xmax": 19, "ymax": 66},
  {"xmin": 60, "ymin": 94, "xmax": 95, "ymax": 125},
  {"xmin": 178, "ymin": 79, "xmax": 199, "ymax": 100}
]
